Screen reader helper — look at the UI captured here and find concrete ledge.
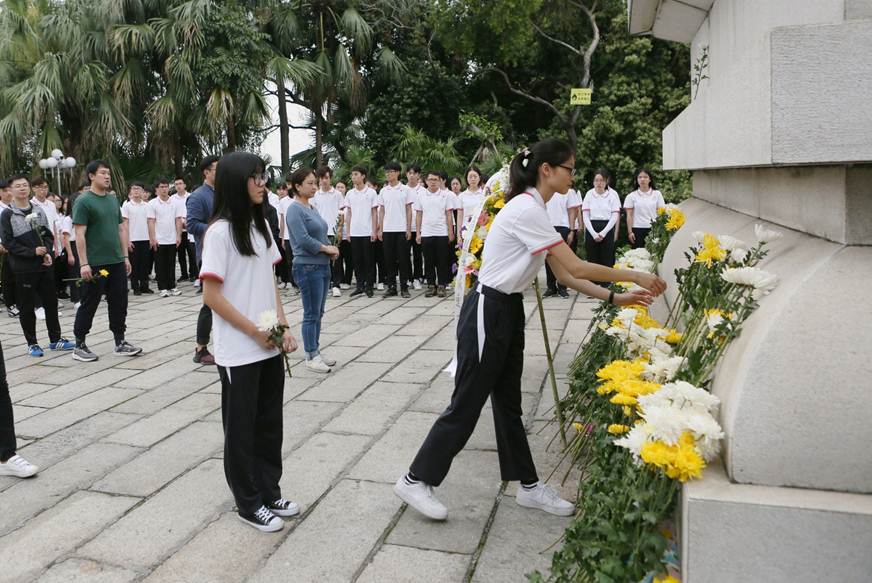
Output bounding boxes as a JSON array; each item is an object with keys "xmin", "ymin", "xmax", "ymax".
[{"xmin": 681, "ymin": 462, "xmax": 872, "ymax": 583}]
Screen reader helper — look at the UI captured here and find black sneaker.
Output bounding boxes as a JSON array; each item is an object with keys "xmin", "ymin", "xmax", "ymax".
[
  {"xmin": 383, "ymin": 287, "xmax": 398, "ymax": 298},
  {"xmin": 424, "ymin": 285, "xmax": 437, "ymax": 298},
  {"xmin": 349, "ymin": 288, "xmax": 364, "ymax": 297},
  {"xmin": 365, "ymin": 288, "xmax": 374, "ymax": 298},
  {"xmin": 133, "ymin": 289, "xmax": 141, "ymax": 296},
  {"xmin": 557, "ymin": 288, "xmax": 569, "ymax": 298},
  {"xmin": 436, "ymin": 285, "xmax": 447, "ymax": 298},
  {"xmin": 193, "ymin": 346, "xmax": 215, "ymax": 365},
  {"xmin": 265, "ymin": 497, "xmax": 300, "ymax": 517},
  {"xmin": 7, "ymin": 305, "xmax": 19, "ymax": 318},
  {"xmin": 400, "ymin": 289, "xmax": 411, "ymax": 298},
  {"xmin": 73, "ymin": 343, "xmax": 98, "ymax": 362},
  {"xmin": 114, "ymin": 341, "xmax": 142, "ymax": 357},
  {"xmin": 177, "ymin": 275, "xmax": 188, "ymax": 283},
  {"xmin": 237, "ymin": 506, "xmax": 283, "ymax": 533},
  {"xmin": 543, "ymin": 289, "xmax": 558, "ymax": 298},
  {"xmin": 57, "ymin": 291, "xmax": 70, "ymax": 300},
  {"xmin": 141, "ymin": 287, "xmax": 155, "ymax": 294}
]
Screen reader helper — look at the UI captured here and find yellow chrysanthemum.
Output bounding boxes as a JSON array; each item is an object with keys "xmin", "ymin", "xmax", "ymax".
[
  {"xmin": 99, "ymin": 269, "xmax": 109, "ymax": 277},
  {"xmin": 607, "ymin": 424, "xmax": 630, "ymax": 435},
  {"xmin": 610, "ymin": 305, "xmax": 663, "ymax": 330},
  {"xmin": 609, "ymin": 393, "xmax": 637, "ymax": 406},
  {"xmin": 468, "ymin": 235, "xmax": 483, "ymax": 255},
  {"xmin": 664, "ymin": 329, "xmax": 683, "ymax": 344},
  {"xmin": 665, "ymin": 208, "xmax": 685, "ymax": 231},
  {"xmin": 493, "ymin": 198, "xmax": 505, "ymax": 209},
  {"xmin": 694, "ymin": 234, "xmax": 727, "ymax": 267},
  {"xmin": 653, "ymin": 575, "xmax": 680, "ymax": 583},
  {"xmin": 641, "ymin": 432, "xmax": 706, "ymax": 482},
  {"xmin": 622, "ymin": 406, "xmax": 633, "ymax": 417},
  {"xmin": 656, "ymin": 207, "xmax": 666, "ymax": 216}
]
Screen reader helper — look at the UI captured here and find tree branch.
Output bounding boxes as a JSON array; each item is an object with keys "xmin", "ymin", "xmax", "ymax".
[
  {"xmin": 488, "ymin": 67, "xmax": 566, "ymax": 122},
  {"xmin": 531, "ymin": 22, "xmax": 582, "ymax": 57}
]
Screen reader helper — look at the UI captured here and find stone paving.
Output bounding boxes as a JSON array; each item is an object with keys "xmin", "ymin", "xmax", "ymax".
[{"xmin": 0, "ymin": 272, "xmax": 595, "ymax": 582}]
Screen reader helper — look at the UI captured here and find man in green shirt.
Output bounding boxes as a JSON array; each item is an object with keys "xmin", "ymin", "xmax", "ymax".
[{"xmin": 72, "ymin": 160, "xmax": 142, "ymax": 361}]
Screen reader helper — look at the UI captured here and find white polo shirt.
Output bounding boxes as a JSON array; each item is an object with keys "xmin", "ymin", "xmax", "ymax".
[
  {"xmin": 478, "ymin": 188, "xmax": 564, "ymax": 295},
  {"xmin": 61, "ymin": 215, "xmax": 76, "ymax": 243},
  {"xmin": 546, "ymin": 191, "xmax": 580, "ymax": 228},
  {"xmin": 344, "ymin": 186, "xmax": 378, "ymax": 237},
  {"xmin": 199, "ymin": 220, "xmax": 282, "ymax": 367},
  {"xmin": 378, "ymin": 183, "xmax": 414, "ymax": 233},
  {"xmin": 171, "ymin": 192, "xmax": 189, "ymax": 225},
  {"xmin": 312, "ymin": 188, "xmax": 344, "ymax": 236},
  {"xmin": 268, "ymin": 191, "xmax": 280, "ymax": 210},
  {"xmin": 147, "ymin": 196, "xmax": 183, "ymax": 244},
  {"xmin": 624, "ymin": 189, "xmax": 665, "ymax": 228},
  {"xmin": 406, "ymin": 183, "xmax": 425, "ymax": 232},
  {"xmin": 121, "ymin": 200, "xmax": 150, "ymax": 242},
  {"xmin": 278, "ymin": 196, "xmax": 293, "ymax": 240},
  {"xmin": 443, "ymin": 189, "xmax": 460, "ymax": 211},
  {"xmin": 414, "ymin": 189, "xmax": 452, "ymax": 237},
  {"xmin": 582, "ymin": 188, "xmax": 621, "ymax": 221},
  {"xmin": 458, "ymin": 189, "xmax": 485, "ymax": 222}
]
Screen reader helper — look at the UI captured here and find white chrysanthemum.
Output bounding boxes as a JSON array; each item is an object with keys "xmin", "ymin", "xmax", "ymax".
[
  {"xmin": 25, "ymin": 212, "xmax": 39, "ymax": 224},
  {"xmin": 697, "ymin": 435, "xmax": 723, "ymax": 462},
  {"xmin": 476, "ymin": 226, "xmax": 488, "ymax": 240},
  {"xmin": 684, "ymin": 411, "xmax": 725, "ymax": 443},
  {"xmin": 705, "ymin": 311, "xmax": 725, "ymax": 330},
  {"xmin": 256, "ymin": 310, "xmax": 279, "ymax": 332},
  {"xmin": 692, "ymin": 231, "xmax": 707, "ymax": 244},
  {"xmin": 614, "ymin": 424, "xmax": 651, "ymax": 462},
  {"xmin": 622, "ymin": 248, "xmax": 652, "ymax": 262},
  {"xmin": 653, "ymin": 381, "xmax": 721, "ymax": 412},
  {"xmin": 721, "ymin": 267, "xmax": 778, "ymax": 299},
  {"xmin": 718, "ymin": 234, "xmax": 747, "ymax": 251},
  {"xmin": 639, "ymin": 406, "xmax": 689, "ymax": 445},
  {"xmin": 754, "ymin": 223, "xmax": 783, "ymax": 243},
  {"xmin": 730, "ymin": 247, "xmax": 748, "ymax": 263},
  {"xmin": 643, "ymin": 355, "xmax": 685, "ymax": 383}
]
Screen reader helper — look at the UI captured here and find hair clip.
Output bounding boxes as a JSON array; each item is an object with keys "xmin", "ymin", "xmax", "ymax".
[{"xmin": 521, "ymin": 148, "xmax": 531, "ymax": 168}]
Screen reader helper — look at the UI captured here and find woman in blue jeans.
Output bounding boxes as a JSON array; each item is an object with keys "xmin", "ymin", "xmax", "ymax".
[{"xmin": 286, "ymin": 168, "xmax": 341, "ymax": 373}]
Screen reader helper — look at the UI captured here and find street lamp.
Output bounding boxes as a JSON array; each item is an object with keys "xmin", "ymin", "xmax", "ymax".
[{"xmin": 38, "ymin": 150, "xmax": 77, "ymax": 197}]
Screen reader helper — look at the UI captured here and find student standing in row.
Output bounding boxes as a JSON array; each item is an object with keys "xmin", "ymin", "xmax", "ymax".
[
  {"xmin": 286, "ymin": 168, "xmax": 340, "ymax": 373},
  {"xmin": 543, "ymin": 186, "xmax": 581, "ymax": 298},
  {"xmin": 51, "ymin": 195, "xmax": 71, "ymax": 300},
  {"xmin": 624, "ymin": 168, "xmax": 665, "ymax": 249},
  {"xmin": 582, "ymin": 169, "xmax": 622, "ymax": 278},
  {"xmin": 147, "ymin": 178, "xmax": 184, "ymax": 298},
  {"xmin": 121, "ymin": 182, "xmax": 152, "ymax": 295},
  {"xmin": 0, "ymin": 180, "xmax": 18, "ymax": 318},
  {"xmin": 0, "ymin": 176, "xmax": 74, "ymax": 356},
  {"xmin": 394, "ymin": 139, "xmax": 666, "ymax": 522},
  {"xmin": 377, "ymin": 162, "xmax": 414, "ymax": 298},
  {"xmin": 72, "ymin": 160, "xmax": 142, "ymax": 362},
  {"xmin": 187, "ymin": 155, "xmax": 220, "ymax": 366},
  {"xmin": 172, "ymin": 177, "xmax": 197, "ymax": 283},
  {"xmin": 311, "ymin": 167, "xmax": 345, "ymax": 298},
  {"xmin": 405, "ymin": 166, "xmax": 425, "ymax": 290},
  {"xmin": 335, "ymin": 181, "xmax": 354, "ymax": 290},
  {"xmin": 345, "ymin": 166, "xmax": 378, "ymax": 298},
  {"xmin": 59, "ymin": 197, "xmax": 81, "ymax": 307},
  {"xmin": 415, "ymin": 171, "xmax": 455, "ymax": 298},
  {"xmin": 456, "ymin": 167, "xmax": 485, "ymax": 243},
  {"xmin": 200, "ymin": 151, "xmax": 299, "ymax": 533},
  {"xmin": 274, "ymin": 183, "xmax": 294, "ymax": 289}
]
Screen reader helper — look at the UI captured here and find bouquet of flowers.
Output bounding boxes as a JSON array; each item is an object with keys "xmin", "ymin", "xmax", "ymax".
[
  {"xmin": 456, "ymin": 181, "xmax": 506, "ymax": 290},
  {"xmin": 257, "ymin": 310, "xmax": 293, "ymax": 379}
]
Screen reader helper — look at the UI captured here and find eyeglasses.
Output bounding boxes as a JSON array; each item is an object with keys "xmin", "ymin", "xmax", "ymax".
[
  {"xmin": 250, "ymin": 172, "xmax": 269, "ymax": 184},
  {"xmin": 557, "ymin": 164, "xmax": 577, "ymax": 177}
]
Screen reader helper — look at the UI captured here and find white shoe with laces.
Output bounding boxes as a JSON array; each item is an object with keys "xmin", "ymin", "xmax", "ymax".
[
  {"xmin": 331, "ymin": 287, "xmax": 341, "ymax": 298},
  {"xmin": 0, "ymin": 454, "xmax": 39, "ymax": 478},
  {"xmin": 515, "ymin": 482, "xmax": 575, "ymax": 516},
  {"xmin": 413, "ymin": 280, "xmax": 422, "ymax": 291},
  {"xmin": 339, "ymin": 283, "xmax": 350, "ymax": 290},
  {"xmin": 393, "ymin": 476, "xmax": 448, "ymax": 520},
  {"xmin": 376, "ymin": 283, "xmax": 385, "ymax": 291},
  {"xmin": 170, "ymin": 288, "xmax": 181, "ymax": 296},
  {"xmin": 35, "ymin": 307, "xmax": 45, "ymax": 320},
  {"xmin": 266, "ymin": 497, "xmax": 300, "ymax": 517},
  {"xmin": 319, "ymin": 353, "xmax": 337, "ymax": 367},
  {"xmin": 305, "ymin": 355, "xmax": 331, "ymax": 373}
]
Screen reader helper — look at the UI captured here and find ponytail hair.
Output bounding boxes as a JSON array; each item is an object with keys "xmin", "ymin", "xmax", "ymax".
[
  {"xmin": 288, "ymin": 167, "xmax": 315, "ymax": 197},
  {"xmin": 507, "ymin": 138, "xmax": 575, "ymax": 202}
]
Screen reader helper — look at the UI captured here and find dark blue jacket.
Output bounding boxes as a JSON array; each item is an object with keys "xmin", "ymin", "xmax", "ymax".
[{"xmin": 186, "ymin": 183, "xmax": 214, "ymax": 262}]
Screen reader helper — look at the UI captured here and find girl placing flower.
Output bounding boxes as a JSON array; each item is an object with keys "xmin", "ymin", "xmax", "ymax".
[
  {"xmin": 394, "ymin": 139, "xmax": 666, "ymax": 521},
  {"xmin": 200, "ymin": 152, "xmax": 300, "ymax": 533}
]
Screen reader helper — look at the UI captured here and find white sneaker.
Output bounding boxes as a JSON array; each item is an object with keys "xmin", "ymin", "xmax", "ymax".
[
  {"xmin": 393, "ymin": 476, "xmax": 447, "ymax": 521},
  {"xmin": 74, "ymin": 302, "xmax": 81, "ymax": 311},
  {"xmin": 413, "ymin": 280, "xmax": 422, "ymax": 291},
  {"xmin": 35, "ymin": 307, "xmax": 45, "ymax": 320},
  {"xmin": 339, "ymin": 283, "xmax": 350, "ymax": 290},
  {"xmin": 170, "ymin": 288, "xmax": 181, "ymax": 296},
  {"xmin": 305, "ymin": 355, "xmax": 331, "ymax": 373},
  {"xmin": 193, "ymin": 278, "xmax": 201, "ymax": 288},
  {"xmin": 319, "ymin": 353, "xmax": 337, "ymax": 367},
  {"xmin": 331, "ymin": 287, "xmax": 341, "ymax": 298},
  {"xmin": 266, "ymin": 497, "xmax": 300, "ymax": 517},
  {"xmin": 0, "ymin": 454, "xmax": 39, "ymax": 478},
  {"xmin": 376, "ymin": 283, "xmax": 385, "ymax": 291},
  {"xmin": 515, "ymin": 483, "xmax": 575, "ymax": 517},
  {"xmin": 160, "ymin": 290, "xmax": 170, "ymax": 298}
]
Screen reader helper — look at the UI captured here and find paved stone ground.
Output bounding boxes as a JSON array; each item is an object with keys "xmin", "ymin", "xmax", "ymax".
[{"xmin": 0, "ymin": 272, "xmax": 595, "ymax": 583}]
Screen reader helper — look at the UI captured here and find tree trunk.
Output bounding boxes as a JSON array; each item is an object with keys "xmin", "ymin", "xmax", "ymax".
[
  {"xmin": 226, "ymin": 116, "xmax": 237, "ymax": 152},
  {"xmin": 314, "ymin": 98, "xmax": 324, "ymax": 168},
  {"xmin": 277, "ymin": 81, "xmax": 290, "ymax": 175}
]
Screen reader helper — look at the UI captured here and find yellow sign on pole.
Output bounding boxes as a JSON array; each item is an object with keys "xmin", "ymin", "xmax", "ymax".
[{"xmin": 570, "ymin": 88, "xmax": 592, "ymax": 106}]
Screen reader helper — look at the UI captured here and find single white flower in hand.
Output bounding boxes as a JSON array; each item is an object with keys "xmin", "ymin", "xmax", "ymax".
[
  {"xmin": 256, "ymin": 309, "xmax": 279, "ymax": 332},
  {"xmin": 754, "ymin": 223, "xmax": 783, "ymax": 243}
]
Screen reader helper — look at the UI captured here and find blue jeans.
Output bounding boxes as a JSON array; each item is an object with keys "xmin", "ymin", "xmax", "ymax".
[{"xmin": 293, "ymin": 263, "xmax": 330, "ymax": 358}]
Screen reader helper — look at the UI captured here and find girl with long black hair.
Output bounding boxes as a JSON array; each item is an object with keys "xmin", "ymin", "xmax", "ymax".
[
  {"xmin": 624, "ymin": 168, "xmax": 665, "ymax": 249},
  {"xmin": 394, "ymin": 139, "xmax": 666, "ymax": 520},
  {"xmin": 200, "ymin": 152, "xmax": 300, "ymax": 533},
  {"xmin": 582, "ymin": 168, "xmax": 622, "ymax": 277}
]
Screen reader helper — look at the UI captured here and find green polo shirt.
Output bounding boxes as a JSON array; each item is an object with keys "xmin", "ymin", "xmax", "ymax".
[{"xmin": 72, "ymin": 191, "xmax": 124, "ymax": 266}]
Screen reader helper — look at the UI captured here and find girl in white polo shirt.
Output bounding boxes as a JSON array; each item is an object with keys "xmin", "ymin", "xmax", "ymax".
[
  {"xmin": 200, "ymin": 152, "xmax": 300, "ymax": 533},
  {"xmin": 624, "ymin": 168, "xmax": 665, "ymax": 249},
  {"xmin": 394, "ymin": 139, "xmax": 666, "ymax": 521},
  {"xmin": 582, "ymin": 168, "xmax": 622, "ymax": 277},
  {"xmin": 456, "ymin": 166, "xmax": 486, "ymax": 243},
  {"xmin": 414, "ymin": 171, "xmax": 455, "ymax": 298},
  {"xmin": 543, "ymin": 186, "xmax": 581, "ymax": 297}
]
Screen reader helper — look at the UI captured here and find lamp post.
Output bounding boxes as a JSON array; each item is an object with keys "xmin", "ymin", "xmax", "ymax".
[{"xmin": 37, "ymin": 149, "xmax": 77, "ymax": 197}]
